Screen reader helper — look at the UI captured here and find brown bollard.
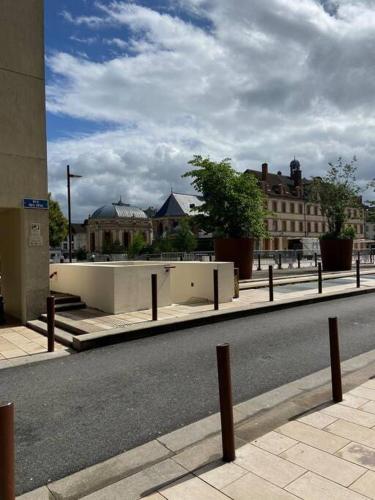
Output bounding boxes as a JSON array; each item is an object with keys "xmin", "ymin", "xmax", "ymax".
[
  {"xmin": 278, "ymin": 253, "xmax": 282, "ymax": 270},
  {"xmin": 328, "ymin": 317, "xmax": 343, "ymax": 402},
  {"xmin": 297, "ymin": 252, "xmax": 301, "ymax": 269},
  {"xmin": 0, "ymin": 402, "xmax": 15, "ymax": 500},
  {"xmin": 269, "ymin": 265, "xmax": 274, "ymax": 302},
  {"xmin": 318, "ymin": 263, "xmax": 322, "ymax": 294},
  {"xmin": 216, "ymin": 344, "xmax": 235, "ymax": 462},
  {"xmin": 151, "ymin": 274, "xmax": 158, "ymax": 321},
  {"xmin": 47, "ymin": 295, "xmax": 55, "ymax": 353},
  {"xmin": 356, "ymin": 259, "xmax": 360, "ymax": 288},
  {"xmin": 234, "ymin": 268, "xmax": 239, "ymax": 299},
  {"xmin": 257, "ymin": 254, "xmax": 261, "ymax": 271},
  {"xmin": 314, "ymin": 252, "xmax": 318, "ymax": 267},
  {"xmin": 214, "ymin": 269, "xmax": 219, "ymax": 310}
]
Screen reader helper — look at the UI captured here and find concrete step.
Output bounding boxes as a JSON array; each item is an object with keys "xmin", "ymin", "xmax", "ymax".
[
  {"xmin": 26, "ymin": 320, "xmax": 74, "ymax": 347},
  {"xmin": 39, "ymin": 314, "xmax": 88, "ymax": 336},
  {"xmin": 53, "ymin": 294, "xmax": 82, "ymax": 305},
  {"xmin": 54, "ymin": 302, "xmax": 86, "ymax": 312}
]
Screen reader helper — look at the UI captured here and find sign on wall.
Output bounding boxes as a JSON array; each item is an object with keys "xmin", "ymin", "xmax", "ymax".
[
  {"xmin": 23, "ymin": 198, "xmax": 49, "ymax": 210},
  {"xmin": 29, "ymin": 222, "xmax": 43, "ymax": 247}
]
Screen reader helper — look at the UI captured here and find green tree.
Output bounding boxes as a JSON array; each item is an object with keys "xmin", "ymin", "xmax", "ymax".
[
  {"xmin": 309, "ymin": 157, "xmax": 361, "ymax": 239},
  {"xmin": 128, "ymin": 233, "xmax": 146, "ymax": 258},
  {"xmin": 49, "ymin": 193, "xmax": 68, "ymax": 247},
  {"xmin": 183, "ymin": 156, "xmax": 268, "ymax": 238},
  {"xmin": 174, "ymin": 218, "xmax": 197, "ymax": 252}
]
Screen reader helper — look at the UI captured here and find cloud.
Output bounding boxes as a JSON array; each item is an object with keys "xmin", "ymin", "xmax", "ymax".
[{"xmin": 48, "ymin": 0, "xmax": 375, "ymax": 219}]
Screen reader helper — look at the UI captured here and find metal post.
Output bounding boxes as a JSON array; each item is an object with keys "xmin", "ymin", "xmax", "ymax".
[
  {"xmin": 216, "ymin": 344, "xmax": 235, "ymax": 462},
  {"xmin": 278, "ymin": 253, "xmax": 282, "ymax": 270},
  {"xmin": 151, "ymin": 274, "xmax": 158, "ymax": 321},
  {"xmin": 257, "ymin": 253, "xmax": 261, "ymax": 271},
  {"xmin": 314, "ymin": 252, "xmax": 318, "ymax": 267},
  {"xmin": 214, "ymin": 269, "xmax": 219, "ymax": 310},
  {"xmin": 47, "ymin": 296, "xmax": 55, "ymax": 352},
  {"xmin": 356, "ymin": 259, "xmax": 360, "ymax": 288},
  {"xmin": 297, "ymin": 252, "xmax": 301, "ymax": 269},
  {"xmin": 234, "ymin": 268, "xmax": 239, "ymax": 299},
  {"xmin": 269, "ymin": 265, "xmax": 274, "ymax": 302},
  {"xmin": 318, "ymin": 262, "xmax": 322, "ymax": 294},
  {"xmin": 0, "ymin": 402, "xmax": 15, "ymax": 500},
  {"xmin": 0, "ymin": 295, "xmax": 5, "ymax": 325},
  {"xmin": 328, "ymin": 317, "xmax": 343, "ymax": 402},
  {"xmin": 67, "ymin": 165, "xmax": 72, "ymax": 263}
]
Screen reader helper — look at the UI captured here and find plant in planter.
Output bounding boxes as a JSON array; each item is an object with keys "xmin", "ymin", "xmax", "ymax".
[
  {"xmin": 309, "ymin": 157, "xmax": 361, "ymax": 271},
  {"xmin": 183, "ymin": 156, "xmax": 268, "ymax": 278}
]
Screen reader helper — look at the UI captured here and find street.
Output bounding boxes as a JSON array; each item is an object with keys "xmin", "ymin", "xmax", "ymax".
[{"xmin": 3, "ymin": 294, "xmax": 375, "ymax": 494}]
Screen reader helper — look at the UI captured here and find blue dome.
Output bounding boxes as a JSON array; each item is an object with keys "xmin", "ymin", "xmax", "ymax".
[{"xmin": 91, "ymin": 200, "xmax": 147, "ymax": 220}]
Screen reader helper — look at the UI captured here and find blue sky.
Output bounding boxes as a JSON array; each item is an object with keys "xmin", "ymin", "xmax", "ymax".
[{"xmin": 45, "ymin": 0, "xmax": 375, "ymax": 221}]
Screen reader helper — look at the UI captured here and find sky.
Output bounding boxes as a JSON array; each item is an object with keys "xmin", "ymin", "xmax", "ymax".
[{"xmin": 45, "ymin": 0, "xmax": 375, "ymax": 221}]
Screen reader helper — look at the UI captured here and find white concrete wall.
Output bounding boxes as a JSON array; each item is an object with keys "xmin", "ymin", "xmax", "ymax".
[{"xmin": 50, "ymin": 261, "xmax": 234, "ymax": 314}]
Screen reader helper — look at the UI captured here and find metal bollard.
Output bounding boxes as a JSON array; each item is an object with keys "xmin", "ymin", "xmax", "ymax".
[
  {"xmin": 234, "ymin": 268, "xmax": 239, "ymax": 299},
  {"xmin": 214, "ymin": 269, "xmax": 219, "ymax": 310},
  {"xmin": 0, "ymin": 402, "xmax": 15, "ymax": 500},
  {"xmin": 297, "ymin": 252, "xmax": 301, "ymax": 269},
  {"xmin": 314, "ymin": 253, "xmax": 318, "ymax": 267},
  {"xmin": 209, "ymin": 255, "xmax": 212, "ymax": 262},
  {"xmin": 318, "ymin": 263, "xmax": 322, "ymax": 294},
  {"xmin": 151, "ymin": 274, "xmax": 158, "ymax": 321},
  {"xmin": 257, "ymin": 254, "xmax": 261, "ymax": 271},
  {"xmin": 328, "ymin": 318, "xmax": 343, "ymax": 402},
  {"xmin": 278, "ymin": 253, "xmax": 282, "ymax": 270},
  {"xmin": 0, "ymin": 295, "xmax": 5, "ymax": 325},
  {"xmin": 269, "ymin": 265, "xmax": 274, "ymax": 302},
  {"xmin": 356, "ymin": 259, "xmax": 360, "ymax": 288},
  {"xmin": 216, "ymin": 344, "xmax": 235, "ymax": 462},
  {"xmin": 47, "ymin": 296, "xmax": 55, "ymax": 353}
]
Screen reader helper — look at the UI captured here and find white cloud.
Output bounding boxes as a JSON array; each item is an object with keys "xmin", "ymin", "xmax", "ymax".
[{"xmin": 49, "ymin": 0, "xmax": 375, "ymax": 219}]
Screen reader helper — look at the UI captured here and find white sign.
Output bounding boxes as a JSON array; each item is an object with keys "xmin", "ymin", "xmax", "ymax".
[{"xmin": 29, "ymin": 223, "xmax": 43, "ymax": 247}]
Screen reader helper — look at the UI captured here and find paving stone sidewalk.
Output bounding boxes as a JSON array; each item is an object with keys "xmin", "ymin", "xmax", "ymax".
[{"xmin": 97, "ymin": 380, "xmax": 375, "ymax": 499}]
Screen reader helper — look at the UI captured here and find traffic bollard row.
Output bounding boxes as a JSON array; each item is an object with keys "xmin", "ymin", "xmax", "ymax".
[
  {"xmin": 328, "ymin": 317, "xmax": 343, "ymax": 402},
  {"xmin": 269, "ymin": 265, "xmax": 274, "ymax": 302},
  {"xmin": 214, "ymin": 269, "xmax": 219, "ymax": 310},
  {"xmin": 356, "ymin": 259, "xmax": 360, "ymax": 288},
  {"xmin": 216, "ymin": 344, "xmax": 235, "ymax": 462},
  {"xmin": 0, "ymin": 402, "xmax": 15, "ymax": 500},
  {"xmin": 151, "ymin": 274, "xmax": 158, "ymax": 321},
  {"xmin": 47, "ymin": 295, "xmax": 55, "ymax": 353},
  {"xmin": 318, "ymin": 263, "xmax": 322, "ymax": 294}
]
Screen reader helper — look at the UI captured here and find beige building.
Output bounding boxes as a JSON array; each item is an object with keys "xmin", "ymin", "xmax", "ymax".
[
  {"xmin": 0, "ymin": 0, "xmax": 49, "ymax": 322},
  {"xmin": 87, "ymin": 199, "xmax": 153, "ymax": 253},
  {"xmin": 246, "ymin": 161, "xmax": 365, "ymax": 251}
]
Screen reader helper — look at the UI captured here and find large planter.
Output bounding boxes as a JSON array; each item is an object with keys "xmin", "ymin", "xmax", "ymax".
[
  {"xmin": 320, "ymin": 239, "xmax": 353, "ymax": 272},
  {"xmin": 214, "ymin": 238, "xmax": 254, "ymax": 279}
]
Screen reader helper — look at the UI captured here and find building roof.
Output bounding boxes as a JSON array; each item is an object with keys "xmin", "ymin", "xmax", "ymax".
[
  {"xmin": 71, "ymin": 223, "xmax": 86, "ymax": 234},
  {"xmin": 155, "ymin": 192, "xmax": 204, "ymax": 218},
  {"xmin": 91, "ymin": 199, "xmax": 147, "ymax": 220}
]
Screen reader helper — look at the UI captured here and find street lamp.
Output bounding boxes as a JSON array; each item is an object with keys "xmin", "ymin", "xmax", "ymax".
[{"xmin": 67, "ymin": 165, "xmax": 82, "ymax": 263}]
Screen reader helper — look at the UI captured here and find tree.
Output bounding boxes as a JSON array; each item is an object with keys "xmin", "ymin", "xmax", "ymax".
[
  {"xmin": 309, "ymin": 157, "xmax": 361, "ymax": 239},
  {"xmin": 128, "ymin": 233, "xmax": 146, "ymax": 258},
  {"xmin": 174, "ymin": 218, "xmax": 197, "ymax": 252},
  {"xmin": 183, "ymin": 156, "xmax": 268, "ymax": 238},
  {"xmin": 49, "ymin": 193, "xmax": 68, "ymax": 247}
]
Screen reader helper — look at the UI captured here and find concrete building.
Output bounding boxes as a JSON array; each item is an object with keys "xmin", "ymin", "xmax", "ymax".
[
  {"xmin": 61, "ymin": 223, "xmax": 88, "ymax": 254},
  {"xmin": 87, "ymin": 199, "xmax": 153, "ymax": 253},
  {"xmin": 246, "ymin": 160, "xmax": 365, "ymax": 251},
  {"xmin": 0, "ymin": 0, "xmax": 49, "ymax": 322}
]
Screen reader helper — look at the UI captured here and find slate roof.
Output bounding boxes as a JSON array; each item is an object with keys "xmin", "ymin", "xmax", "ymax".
[
  {"xmin": 91, "ymin": 200, "xmax": 147, "ymax": 220},
  {"xmin": 246, "ymin": 169, "xmax": 310, "ymax": 198},
  {"xmin": 155, "ymin": 193, "xmax": 204, "ymax": 218}
]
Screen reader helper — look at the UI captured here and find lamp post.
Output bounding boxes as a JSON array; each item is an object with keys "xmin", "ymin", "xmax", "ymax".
[{"xmin": 67, "ymin": 165, "xmax": 82, "ymax": 263}]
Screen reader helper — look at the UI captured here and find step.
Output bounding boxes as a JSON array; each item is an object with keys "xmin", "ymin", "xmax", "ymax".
[
  {"xmin": 26, "ymin": 320, "xmax": 74, "ymax": 347},
  {"xmin": 52, "ymin": 294, "xmax": 82, "ymax": 305},
  {"xmin": 40, "ymin": 314, "xmax": 88, "ymax": 336},
  {"xmin": 54, "ymin": 302, "xmax": 86, "ymax": 312}
]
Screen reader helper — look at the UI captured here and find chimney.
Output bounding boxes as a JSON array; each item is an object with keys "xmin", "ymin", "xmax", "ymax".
[{"xmin": 261, "ymin": 163, "xmax": 268, "ymax": 181}]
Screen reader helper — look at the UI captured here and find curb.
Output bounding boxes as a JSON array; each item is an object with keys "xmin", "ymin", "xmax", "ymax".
[
  {"xmin": 72, "ymin": 285, "xmax": 375, "ymax": 351},
  {"xmin": 18, "ymin": 348, "xmax": 375, "ymax": 499}
]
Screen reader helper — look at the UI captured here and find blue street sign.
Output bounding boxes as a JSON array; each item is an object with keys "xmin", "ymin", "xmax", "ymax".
[{"xmin": 23, "ymin": 198, "xmax": 49, "ymax": 210}]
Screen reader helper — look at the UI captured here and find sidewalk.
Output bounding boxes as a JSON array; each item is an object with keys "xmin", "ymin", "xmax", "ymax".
[{"xmin": 19, "ymin": 351, "xmax": 375, "ymax": 499}]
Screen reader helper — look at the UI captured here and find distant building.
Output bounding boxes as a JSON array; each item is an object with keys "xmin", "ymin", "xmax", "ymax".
[
  {"xmin": 153, "ymin": 192, "xmax": 204, "ymax": 237},
  {"xmin": 61, "ymin": 223, "xmax": 88, "ymax": 253},
  {"xmin": 87, "ymin": 199, "xmax": 153, "ymax": 253},
  {"xmin": 245, "ymin": 160, "xmax": 365, "ymax": 251}
]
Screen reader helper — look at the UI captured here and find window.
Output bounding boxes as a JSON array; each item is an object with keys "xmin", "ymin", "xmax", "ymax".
[
  {"xmin": 123, "ymin": 232, "xmax": 130, "ymax": 248},
  {"xmin": 272, "ymin": 201, "xmax": 278, "ymax": 212},
  {"xmin": 291, "ymin": 221, "xmax": 296, "ymax": 232},
  {"xmin": 281, "ymin": 202, "xmax": 286, "ymax": 212},
  {"xmin": 290, "ymin": 203, "xmax": 295, "ymax": 214},
  {"xmin": 299, "ymin": 221, "xmax": 304, "ymax": 232},
  {"xmin": 353, "ymin": 209, "xmax": 357, "ymax": 218},
  {"xmin": 273, "ymin": 220, "xmax": 278, "ymax": 231},
  {"xmin": 282, "ymin": 220, "xmax": 287, "ymax": 231},
  {"xmin": 307, "ymin": 222, "xmax": 311, "ymax": 233},
  {"xmin": 189, "ymin": 203, "xmax": 195, "ymax": 209},
  {"xmin": 315, "ymin": 206, "xmax": 319, "ymax": 216},
  {"xmin": 90, "ymin": 233, "xmax": 95, "ymax": 251},
  {"xmin": 299, "ymin": 204, "xmax": 303, "ymax": 214}
]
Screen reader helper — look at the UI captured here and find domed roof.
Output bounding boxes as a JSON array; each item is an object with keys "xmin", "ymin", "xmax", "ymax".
[
  {"xmin": 290, "ymin": 158, "xmax": 301, "ymax": 170},
  {"xmin": 91, "ymin": 199, "xmax": 147, "ymax": 220}
]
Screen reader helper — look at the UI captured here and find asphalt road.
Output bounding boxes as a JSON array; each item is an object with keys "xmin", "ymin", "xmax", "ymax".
[{"xmin": 3, "ymin": 294, "xmax": 375, "ymax": 494}]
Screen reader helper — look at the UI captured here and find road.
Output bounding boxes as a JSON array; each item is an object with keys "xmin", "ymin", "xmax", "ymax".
[{"xmin": 3, "ymin": 294, "xmax": 375, "ymax": 494}]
